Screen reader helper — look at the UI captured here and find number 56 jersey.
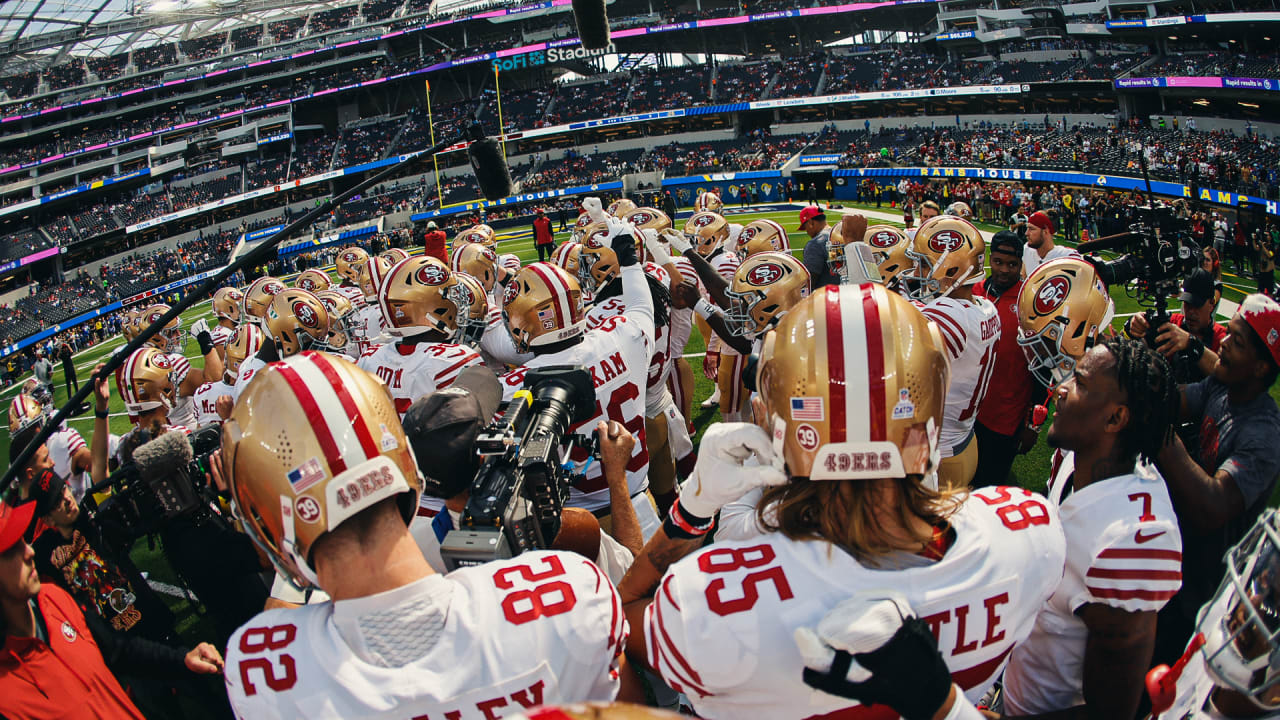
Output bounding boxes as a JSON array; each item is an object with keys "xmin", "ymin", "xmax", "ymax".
[
  {"xmin": 225, "ymin": 552, "xmax": 626, "ymax": 720},
  {"xmin": 645, "ymin": 488, "xmax": 1067, "ymax": 719}
]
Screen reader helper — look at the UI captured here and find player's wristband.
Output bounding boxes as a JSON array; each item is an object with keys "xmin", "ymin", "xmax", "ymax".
[
  {"xmin": 95, "ymin": 408, "xmax": 109, "ymax": 419},
  {"xmin": 694, "ymin": 298, "xmax": 720, "ymax": 319},
  {"xmin": 664, "ymin": 498, "xmax": 715, "ymax": 539},
  {"xmin": 196, "ymin": 331, "xmax": 215, "ymax": 356}
]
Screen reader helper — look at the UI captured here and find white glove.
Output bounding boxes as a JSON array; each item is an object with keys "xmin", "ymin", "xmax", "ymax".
[
  {"xmin": 643, "ymin": 229, "xmax": 673, "ymax": 266},
  {"xmin": 661, "ymin": 228, "xmax": 692, "ymax": 254},
  {"xmin": 678, "ymin": 423, "xmax": 787, "ymax": 518},
  {"xmin": 794, "ymin": 591, "xmax": 913, "ymax": 684},
  {"xmin": 581, "ymin": 196, "xmax": 608, "ymax": 224},
  {"xmin": 190, "ymin": 319, "xmax": 209, "ymax": 337},
  {"xmin": 603, "ymin": 215, "xmax": 636, "ymax": 247},
  {"xmin": 725, "ymin": 223, "xmax": 744, "ymax": 256}
]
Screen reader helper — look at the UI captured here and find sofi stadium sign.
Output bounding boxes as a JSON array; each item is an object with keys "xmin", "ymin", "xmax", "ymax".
[{"xmin": 492, "ymin": 43, "xmax": 617, "ymax": 71}]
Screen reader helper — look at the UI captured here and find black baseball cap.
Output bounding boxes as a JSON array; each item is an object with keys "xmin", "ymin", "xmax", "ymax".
[
  {"xmin": 26, "ymin": 469, "xmax": 66, "ymax": 517},
  {"xmin": 989, "ymin": 230, "xmax": 1024, "ymax": 258},
  {"xmin": 1179, "ymin": 268, "xmax": 1217, "ymax": 307},
  {"xmin": 402, "ymin": 366, "xmax": 501, "ymax": 498}
]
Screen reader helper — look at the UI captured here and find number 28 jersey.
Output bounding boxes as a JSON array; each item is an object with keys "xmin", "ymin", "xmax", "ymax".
[
  {"xmin": 646, "ymin": 488, "xmax": 1067, "ymax": 719},
  {"xmin": 225, "ymin": 552, "xmax": 626, "ymax": 719}
]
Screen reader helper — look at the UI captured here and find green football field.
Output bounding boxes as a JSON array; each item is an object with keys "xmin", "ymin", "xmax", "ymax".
[{"xmin": 1, "ymin": 202, "xmax": 1274, "ymax": 679}]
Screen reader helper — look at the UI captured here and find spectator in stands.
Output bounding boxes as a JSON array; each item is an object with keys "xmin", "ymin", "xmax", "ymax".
[{"xmin": 532, "ymin": 208, "xmax": 554, "ymax": 262}]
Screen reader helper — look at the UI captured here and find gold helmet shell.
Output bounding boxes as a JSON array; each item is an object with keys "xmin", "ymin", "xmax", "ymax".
[
  {"xmin": 737, "ymin": 219, "xmax": 791, "ymax": 261},
  {"xmin": 294, "ymin": 269, "xmax": 333, "ymax": 293},
  {"xmin": 503, "ymin": 262, "xmax": 585, "ymax": 353},
  {"xmin": 114, "ymin": 347, "xmax": 177, "ymax": 416},
  {"xmin": 264, "ymin": 289, "xmax": 331, "ymax": 358},
  {"xmin": 450, "ymin": 243, "xmax": 500, "ymax": 293},
  {"xmin": 684, "ymin": 211, "xmax": 729, "ymax": 257},
  {"xmin": 724, "ymin": 252, "xmax": 810, "ymax": 337},
  {"xmin": 212, "ymin": 287, "xmax": 244, "ymax": 324},
  {"xmin": 243, "ymin": 276, "xmax": 287, "ymax": 326},
  {"xmin": 224, "ymin": 323, "xmax": 265, "ymax": 385},
  {"xmin": 1017, "ymin": 257, "xmax": 1113, "ymax": 388},
  {"xmin": 902, "ymin": 215, "xmax": 986, "ymax": 303},
  {"xmin": 334, "ymin": 247, "xmax": 370, "ymax": 284},
  {"xmin": 378, "ymin": 257, "xmax": 463, "ymax": 339}
]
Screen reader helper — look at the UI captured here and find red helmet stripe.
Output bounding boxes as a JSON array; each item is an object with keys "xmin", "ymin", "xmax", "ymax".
[
  {"xmin": 307, "ymin": 353, "xmax": 381, "ymax": 464},
  {"xmin": 526, "ymin": 262, "xmax": 569, "ymax": 329},
  {"xmin": 275, "ymin": 362, "xmax": 349, "ymax": 474},
  {"xmin": 861, "ymin": 284, "xmax": 887, "ymax": 441},
  {"xmin": 824, "ymin": 286, "xmax": 846, "ymax": 443}
]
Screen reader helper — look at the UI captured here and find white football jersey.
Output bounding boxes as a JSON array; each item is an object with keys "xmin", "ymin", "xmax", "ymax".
[
  {"xmin": 161, "ymin": 351, "xmax": 198, "ymax": 427},
  {"xmin": 1023, "ymin": 244, "xmax": 1081, "ymax": 277},
  {"xmin": 48, "ymin": 426, "xmax": 88, "ymax": 501},
  {"xmin": 1003, "ymin": 453, "xmax": 1183, "ymax": 715},
  {"xmin": 584, "ymin": 266, "xmax": 670, "ymax": 418},
  {"xmin": 667, "ymin": 256, "xmax": 701, "ymax": 358},
  {"xmin": 500, "ymin": 265, "xmax": 654, "ymax": 514},
  {"xmin": 210, "ymin": 324, "xmax": 235, "ymax": 349},
  {"xmin": 920, "ymin": 296, "xmax": 999, "ymax": 457},
  {"xmin": 647, "ymin": 489, "xmax": 1066, "ymax": 719},
  {"xmin": 352, "ymin": 304, "xmax": 388, "ymax": 357},
  {"xmin": 231, "ymin": 355, "xmax": 268, "ymax": 402},
  {"xmin": 705, "ymin": 250, "xmax": 741, "ymax": 357},
  {"xmin": 193, "ymin": 380, "xmax": 234, "ymax": 427},
  {"xmin": 479, "ymin": 306, "xmax": 533, "ymax": 371},
  {"xmin": 357, "ymin": 341, "xmax": 483, "ymax": 417},
  {"xmin": 334, "ymin": 284, "xmax": 366, "ymax": 309},
  {"xmin": 225, "ymin": 553, "xmax": 625, "ymax": 720}
]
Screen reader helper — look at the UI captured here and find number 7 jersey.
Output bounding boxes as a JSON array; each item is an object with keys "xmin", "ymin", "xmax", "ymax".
[{"xmin": 645, "ymin": 488, "xmax": 1066, "ymax": 719}]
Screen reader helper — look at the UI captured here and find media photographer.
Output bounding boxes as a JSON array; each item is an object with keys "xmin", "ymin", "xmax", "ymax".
[
  {"xmin": 88, "ymin": 353, "xmax": 267, "ymax": 645},
  {"xmin": 405, "ymin": 366, "xmax": 642, "ymax": 581},
  {"xmin": 0, "ymin": 499, "xmax": 224, "ymax": 720},
  {"xmin": 1150, "ymin": 294, "xmax": 1280, "ymax": 675},
  {"xmin": 1123, "ymin": 268, "xmax": 1226, "ymax": 382}
]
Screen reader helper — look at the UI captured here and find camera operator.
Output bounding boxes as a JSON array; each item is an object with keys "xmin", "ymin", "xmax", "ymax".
[
  {"xmin": 1150, "ymin": 294, "xmax": 1280, "ymax": 674},
  {"xmin": 1123, "ymin": 269, "xmax": 1227, "ymax": 382},
  {"xmin": 0, "ymin": 499, "xmax": 224, "ymax": 720},
  {"xmin": 90, "ymin": 352, "xmax": 268, "ymax": 644},
  {"xmin": 404, "ymin": 366, "xmax": 642, "ymax": 581},
  {"xmin": 222, "ymin": 353, "xmax": 634, "ymax": 718}
]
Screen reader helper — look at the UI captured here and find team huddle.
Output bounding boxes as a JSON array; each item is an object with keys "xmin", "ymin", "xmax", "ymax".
[{"xmin": 20, "ymin": 190, "xmax": 1280, "ymax": 719}]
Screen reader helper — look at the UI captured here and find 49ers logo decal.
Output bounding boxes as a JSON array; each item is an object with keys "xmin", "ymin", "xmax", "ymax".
[
  {"xmin": 264, "ymin": 281, "xmax": 285, "ymax": 295},
  {"xmin": 481, "ymin": 247, "xmax": 498, "ymax": 262},
  {"xmin": 928, "ymin": 229, "xmax": 966, "ymax": 253},
  {"xmin": 746, "ymin": 262, "xmax": 785, "ymax": 286},
  {"xmin": 628, "ymin": 211, "xmax": 657, "ymax": 226},
  {"xmin": 293, "ymin": 301, "xmax": 321, "ymax": 329},
  {"xmin": 691, "ymin": 213, "xmax": 718, "ymax": 228},
  {"xmin": 503, "ymin": 281, "xmax": 521, "ymax": 306},
  {"xmin": 340, "ymin": 252, "xmax": 362, "ymax": 264},
  {"xmin": 868, "ymin": 230, "xmax": 901, "ymax": 249},
  {"xmin": 1033, "ymin": 276, "xmax": 1071, "ymax": 315},
  {"xmin": 583, "ymin": 231, "xmax": 608, "ymax": 250},
  {"xmin": 151, "ymin": 353, "xmax": 172, "ymax": 370},
  {"xmin": 415, "ymin": 264, "xmax": 450, "ymax": 286}
]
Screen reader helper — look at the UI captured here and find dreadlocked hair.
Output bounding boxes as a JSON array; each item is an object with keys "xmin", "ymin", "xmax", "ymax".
[
  {"xmin": 1102, "ymin": 336, "xmax": 1178, "ymax": 464},
  {"xmin": 592, "ymin": 272, "xmax": 671, "ymax": 329}
]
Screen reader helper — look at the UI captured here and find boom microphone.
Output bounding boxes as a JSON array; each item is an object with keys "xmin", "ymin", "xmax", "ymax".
[
  {"xmin": 571, "ymin": 0, "xmax": 611, "ymax": 50},
  {"xmin": 131, "ymin": 430, "xmax": 201, "ymax": 518},
  {"xmin": 467, "ymin": 125, "xmax": 512, "ymax": 201}
]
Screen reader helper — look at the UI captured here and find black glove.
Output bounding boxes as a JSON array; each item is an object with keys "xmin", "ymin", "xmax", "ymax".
[
  {"xmin": 801, "ymin": 617, "xmax": 952, "ymax": 720},
  {"xmin": 614, "ymin": 231, "xmax": 639, "ymax": 268},
  {"xmin": 196, "ymin": 331, "xmax": 215, "ymax": 356}
]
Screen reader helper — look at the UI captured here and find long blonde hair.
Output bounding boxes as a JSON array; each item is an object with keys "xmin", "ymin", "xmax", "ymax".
[{"xmin": 758, "ymin": 477, "xmax": 963, "ymax": 564}]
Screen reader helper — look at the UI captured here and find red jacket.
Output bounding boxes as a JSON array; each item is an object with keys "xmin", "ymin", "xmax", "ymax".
[
  {"xmin": 0, "ymin": 584, "xmax": 145, "ymax": 720},
  {"xmin": 975, "ymin": 278, "xmax": 1036, "ymax": 436},
  {"xmin": 533, "ymin": 215, "xmax": 554, "ymax": 245},
  {"xmin": 422, "ymin": 230, "xmax": 448, "ymax": 263}
]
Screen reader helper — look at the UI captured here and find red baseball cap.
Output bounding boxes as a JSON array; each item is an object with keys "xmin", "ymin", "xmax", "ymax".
[
  {"xmin": 1238, "ymin": 293, "xmax": 1280, "ymax": 368},
  {"xmin": 0, "ymin": 500, "xmax": 35, "ymax": 554},
  {"xmin": 798, "ymin": 206, "xmax": 826, "ymax": 226},
  {"xmin": 1028, "ymin": 211, "xmax": 1055, "ymax": 234}
]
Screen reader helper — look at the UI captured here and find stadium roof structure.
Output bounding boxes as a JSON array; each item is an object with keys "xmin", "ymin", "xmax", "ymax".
[{"xmin": 0, "ymin": 0, "xmax": 370, "ymax": 72}]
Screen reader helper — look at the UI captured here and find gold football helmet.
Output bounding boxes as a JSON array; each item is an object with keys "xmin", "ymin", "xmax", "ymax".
[
  {"xmin": 578, "ymin": 221, "xmax": 627, "ymax": 292},
  {"xmin": 452, "ymin": 271, "xmax": 490, "ymax": 346},
  {"xmin": 139, "ymin": 304, "xmax": 186, "ymax": 354},
  {"xmin": 737, "ymin": 219, "xmax": 790, "ymax": 261},
  {"xmin": 378, "ymin": 256, "xmax": 465, "ymax": 339},
  {"xmin": 223, "ymin": 324, "xmax": 265, "ymax": 385},
  {"xmin": 503, "ymin": 262, "xmax": 585, "ymax": 353},
  {"xmin": 695, "ymin": 191, "xmax": 723, "ymax": 213},
  {"xmin": 724, "ymin": 252, "xmax": 810, "ymax": 337},
  {"xmin": 115, "ymin": 347, "xmax": 177, "ymax": 416},
  {"xmin": 946, "ymin": 201, "xmax": 973, "ymax": 219},
  {"xmin": 294, "ymin": 269, "xmax": 333, "ymax": 293},
  {"xmin": 1017, "ymin": 257, "xmax": 1113, "ymax": 388},
  {"xmin": 334, "ymin": 247, "xmax": 369, "ymax": 284},
  {"xmin": 315, "ymin": 290, "xmax": 358, "ymax": 354},
  {"xmin": 379, "ymin": 248, "xmax": 410, "ymax": 265},
  {"xmin": 454, "ymin": 224, "xmax": 497, "ymax": 248},
  {"xmin": 222, "ymin": 351, "xmax": 422, "ymax": 589},
  {"xmin": 684, "ymin": 211, "xmax": 729, "ymax": 257},
  {"xmin": 623, "ymin": 207, "xmax": 672, "ymax": 234},
  {"xmin": 607, "ymin": 198, "xmax": 638, "ymax": 218},
  {"xmin": 757, "ymin": 284, "xmax": 949, "ymax": 481},
  {"xmin": 903, "ymin": 215, "xmax": 985, "ymax": 302},
  {"xmin": 9, "ymin": 394, "xmax": 45, "ymax": 436},
  {"xmin": 857, "ymin": 225, "xmax": 913, "ymax": 290},
  {"xmin": 357, "ymin": 255, "xmax": 393, "ymax": 301},
  {"xmin": 121, "ymin": 309, "xmax": 139, "ymax": 342},
  {"xmin": 570, "ymin": 212, "xmax": 593, "ymax": 243},
  {"xmin": 211, "ymin": 287, "xmax": 244, "ymax": 324},
  {"xmin": 265, "ymin": 289, "xmax": 331, "ymax": 358},
  {"xmin": 243, "ymin": 276, "xmax": 287, "ymax": 326},
  {"xmin": 552, "ymin": 241, "xmax": 583, "ymax": 276},
  {"xmin": 450, "ymin": 242, "xmax": 500, "ymax": 293}
]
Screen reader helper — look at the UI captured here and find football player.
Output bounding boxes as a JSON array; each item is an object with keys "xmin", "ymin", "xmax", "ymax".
[
  {"xmin": 314, "ymin": 289, "xmax": 361, "ymax": 359},
  {"xmin": 453, "ymin": 223, "xmax": 497, "ymax": 249},
  {"xmin": 193, "ymin": 324, "xmax": 263, "ymax": 428},
  {"xmin": 681, "ymin": 210, "xmax": 748, "ymax": 421},
  {"xmin": 501, "ymin": 220, "xmax": 658, "ymax": 536},
  {"xmin": 694, "ymin": 190, "xmax": 723, "ymax": 213},
  {"xmin": 839, "ymin": 222, "xmax": 914, "ymax": 294},
  {"xmin": 1002, "ymin": 337, "xmax": 1182, "ymax": 720},
  {"xmin": 901, "ymin": 215, "xmax": 1000, "ymax": 489},
  {"xmin": 231, "ymin": 289, "xmax": 332, "ymax": 401},
  {"xmin": 221, "ymin": 353, "xmax": 629, "ymax": 718},
  {"xmin": 294, "ymin": 269, "xmax": 332, "ymax": 293},
  {"xmin": 1017, "ymin": 257, "xmax": 1115, "ymax": 390},
  {"xmin": 617, "ymin": 285, "xmax": 1066, "ymax": 719},
  {"xmin": 241, "ymin": 275, "xmax": 287, "ymax": 328},
  {"xmin": 102, "ymin": 348, "xmax": 189, "ymax": 476},
  {"xmin": 137, "ymin": 303, "xmax": 223, "ymax": 429},
  {"xmin": 452, "ymin": 242, "xmax": 530, "ymax": 370},
  {"xmin": 333, "ymin": 247, "xmax": 370, "ymax": 307},
  {"xmin": 8, "ymin": 394, "xmax": 91, "ymax": 502},
  {"xmin": 734, "ymin": 218, "xmax": 790, "ymax": 262},
  {"xmin": 209, "ymin": 286, "xmax": 244, "ymax": 352},
  {"xmin": 379, "ymin": 247, "xmax": 410, "ymax": 265},
  {"xmin": 121, "ymin": 308, "xmax": 139, "ymax": 342},
  {"xmin": 357, "ymin": 256, "xmax": 483, "ymax": 418},
  {"xmin": 351, "ymin": 255, "xmax": 392, "ymax": 355}
]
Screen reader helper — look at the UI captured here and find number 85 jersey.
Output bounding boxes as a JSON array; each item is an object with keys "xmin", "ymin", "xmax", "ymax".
[
  {"xmin": 645, "ymin": 488, "xmax": 1066, "ymax": 719},
  {"xmin": 225, "ymin": 552, "xmax": 626, "ymax": 719}
]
